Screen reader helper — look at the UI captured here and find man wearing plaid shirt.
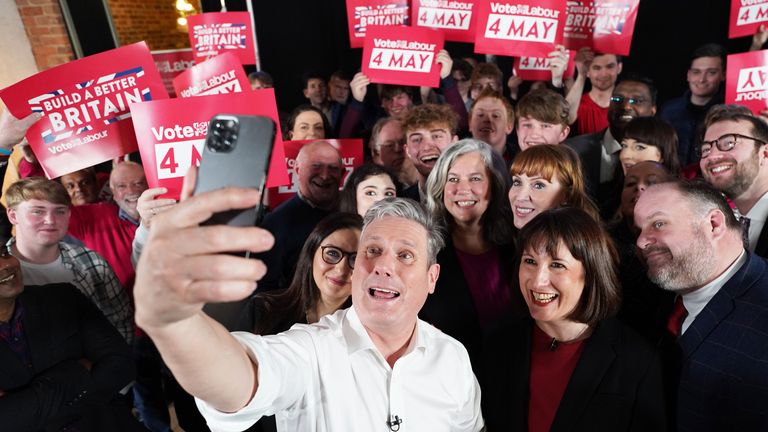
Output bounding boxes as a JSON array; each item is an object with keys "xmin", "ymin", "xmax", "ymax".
[{"xmin": 4, "ymin": 177, "xmax": 133, "ymax": 343}]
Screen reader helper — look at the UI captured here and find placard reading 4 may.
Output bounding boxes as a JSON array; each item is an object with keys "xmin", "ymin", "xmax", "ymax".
[{"xmin": 362, "ymin": 26, "xmax": 444, "ymax": 87}]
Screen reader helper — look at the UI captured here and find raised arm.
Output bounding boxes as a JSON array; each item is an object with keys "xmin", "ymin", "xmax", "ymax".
[
  {"xmin": 565, "ymin": 47, "xmax": 594, "ymax": 125},
  {"xmin": 134, "ymin": 170, "xmax": 275, "ymax": 413}
]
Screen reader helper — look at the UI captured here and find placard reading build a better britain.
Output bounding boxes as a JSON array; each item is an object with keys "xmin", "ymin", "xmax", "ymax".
[
  {"xmin": 411, "ymin": 0, "xmax": 478, "ymax": 43},
  {"xmin": 474, "ymin": 0, "xmax": 567, "ymax": 58},
  {"xmin": 188, "ymin": 12, "xmax": 257, "ymax": 66},
  {"xmin": 563, "ymin": 0, "xmax": 639, "ymax": 55},
  {"xmin": 346, "ymin": 0, "xmax": 410, "ymax": 48},
  {"xmin": 0, "ymin": 42, "xmax": 168, "ymax": 178},
  {"xmin": 725, "ymin": 50, "xmax": 768, "ymax": 115},
  {"xmin": 362, "ymin": 26, "xmax": 444, "ymax": 87}
]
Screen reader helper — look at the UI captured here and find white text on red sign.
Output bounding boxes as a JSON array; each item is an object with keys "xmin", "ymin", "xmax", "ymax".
[
  {"xmin": 736, "ymin": 66, "xmax": 768, "ymax": 101},
  {"xmin": 519, "ymin": 56, "xmax": 549, "ymax": 70},
  {"xmin": 484, "ymin": 14, "xmax": 558, "ymax": 42},
  {"xmin": 737, "ymin": 3, "xmax": 768, "ymax": 25},
  {"xmin": 369, "ymin": 48, "xmax": 435, "ymax": 73},
  {"xmin": 418, "ymin": 7, "xmax": 472, "ymax": 29}
]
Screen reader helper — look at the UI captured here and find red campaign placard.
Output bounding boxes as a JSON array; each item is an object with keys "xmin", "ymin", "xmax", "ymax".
[
  {"xmin": 0, "ymin": 42, "xmax": 168, "ymax": 179},
  {"xmin": 267, "ymin": 139, "xmax": 364, "ymax": 209},
  {"xmin": 129, "ymin": 89, "xmax": 289, "ymax": 200},
  {"xmin": 188, "ymin": 12, "xmax": 257, "ymax": 65},
  {"xmin": 474, "ymin": 0, "xmax": 567, "ymax": 58},
  {"xmin": 346, "ymin": 0, "xmax": 410, "ymax": 48},
  {"xmin": 152, "ymin": 48, "xmax": 195, "ymax": 97},
  {"xmin": 562, "ymin": 0, "xmax": 639, "ymax": 56},
  {"xmin": 172, "ymin": 52, "xmax": 249, "ymax": 98},
  {"xmin": 729, "ymin": 0, "xmax": 768, "ymax": 39},
  {"xmin": 725, "ymin": 50, "xmax": 768, "ymax": 115},
  {"xmin": 411, "ymin": 0, "xmax": 478, "ymax": 43},
  {"xmin": 362, "ymin": 26, "xmax": 444, "ymax": 87},
  {"xmin": 513, "ymin": 50, "xmax": 576, "ymax": 81}
]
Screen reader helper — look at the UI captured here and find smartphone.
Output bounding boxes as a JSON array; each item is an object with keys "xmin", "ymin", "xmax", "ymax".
[
  {"xmin": 194, "ymin": 114, "xmax": 275, "ymax": 231},
  {"xmin": 195, "ymin": 114, "xmax": 275, "ymax": 330}
]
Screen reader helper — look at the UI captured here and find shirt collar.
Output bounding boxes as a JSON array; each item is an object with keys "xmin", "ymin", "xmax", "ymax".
[
  {"xmin": 118, "ymin": 207, "xmax": 140, "ymax": 226},
  {"xmin": 344, "ymin": 306, "xmax": 428, "ymax": 358},
  {"xmin": 602, "ymin": 128, "xmax": 621, "ymax": 155},
  {"xmin": 745, "ymin": 190, "xmax": 768, "ymax": 222}
]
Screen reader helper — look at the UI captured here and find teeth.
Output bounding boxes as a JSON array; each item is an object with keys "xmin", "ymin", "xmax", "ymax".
[
  {"xmin": 710, "ymin": 165, "xmax": 731, "ymax": 173},
  {"xmin": 516, "ymin": 207, "xmax": 534, "ymax": 214},
  {"xmin": 456, "ymin": 201, "xmax": 476, "ymax": 207},
  {"xmin": 369, "ymin": 287, "xmax": 400, "ymax": 298},
  {"xmin": 0, "ymin": 274, "xmax": 15, "ymax": 284},
  {"xmin": 421, "ymin": 156, "xmax": 438, "ymax": 163},
  {"xmin": 532, "ymin": 291, "xmax": 558, "ymax": 303}
]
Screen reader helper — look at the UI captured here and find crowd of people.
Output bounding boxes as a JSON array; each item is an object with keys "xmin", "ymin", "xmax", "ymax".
[{"xmin": 2, "ymin": 23, "xmax": 768, "ymax": 432}]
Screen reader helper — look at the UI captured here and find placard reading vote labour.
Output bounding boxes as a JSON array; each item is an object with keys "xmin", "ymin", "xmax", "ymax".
[
  {"xmin": 362, "ymin": 25, "xmax": 444, "ymax": 87},
  {"xmin": 172, "ymin": 52, "xmax": 249, "ymax": 98},
  {"xmin": 0, "ymin": 42, "xmax": 168, "ymax": 178},
  {"xmin": 474, "ymin": 0, "xmax": 567, "ymax": 58},
  {"xmin": 267, "ymin": 138, "xmax": 364, "ymax": 209},
  {"xmin": 729, "ymin": 0, "xmax": 768, "ymax": 39},
  {"xmin": 152, "ymin": 48, "xmax": 195, "ymax": 97},
  {"xmin": 130, "ymin": 90, "xmax": 289, "ymax": 200},
  {"xmin": 513, "ymin": 50, "xmax": 575, "ymax": 81},
  {"xmin": 725, "ymin": 50, "xmax": 768, "ymax": 115},
  {"xmin": 411, "ymin": 0, "xmax": 478, "ymax": 43}
]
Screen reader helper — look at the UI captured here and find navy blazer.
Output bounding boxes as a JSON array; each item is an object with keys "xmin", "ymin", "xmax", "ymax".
[
  {"xmin": 676, "ymin": 252, "xmax": 768, "ymax": 431},
  {"xmin": 481, "ymin": 317, "xmax": 666, "ymax": 432}
]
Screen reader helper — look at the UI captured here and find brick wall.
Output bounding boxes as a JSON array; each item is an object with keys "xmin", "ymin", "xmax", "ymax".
[
  {"xmin": 107, "ymin": 0, "xmax": 200, "ymax": 51},
  {"xmin": 15, "ymin": 0, "xmax": 75, "ymax": 71}
]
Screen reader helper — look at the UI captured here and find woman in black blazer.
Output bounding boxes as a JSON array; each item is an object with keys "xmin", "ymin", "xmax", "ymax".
[{"xmin": 481, "ymin": 207, "xmax": 666, "ymax": 431}]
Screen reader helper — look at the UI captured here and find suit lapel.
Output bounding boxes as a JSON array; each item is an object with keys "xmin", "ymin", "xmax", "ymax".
[
  {"xmin": 679, "ymin": 254, "xmax": 759, "ymax": 357},
  {"xmin": 550, "ymin": 320, "xmax": 618, "ymax": 431},
  {"xmin": 755, "ymin": 225, "xmax": 768, "ymax": 259}
]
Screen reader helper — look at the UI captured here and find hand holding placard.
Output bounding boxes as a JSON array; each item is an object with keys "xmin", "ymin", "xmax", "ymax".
[
  {"xmin": 0, "ymin": 110, "xmax": 41, "ymax": 150},
  {"xmin": 350, "ymin": 72, "xmax": 371, "ymax": 103}
]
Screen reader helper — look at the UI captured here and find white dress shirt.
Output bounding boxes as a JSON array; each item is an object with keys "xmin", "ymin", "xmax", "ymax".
[
  {"xmin": 681, "ymin": 250, "xmax": 747, "ymax": 334},
  {"xmin": 745, "ymin": 191, "xmax": 768, "ymax": 252},
  {"xmin": 196, "ymin": 306, "xmax": 484, "ymax": 432}
]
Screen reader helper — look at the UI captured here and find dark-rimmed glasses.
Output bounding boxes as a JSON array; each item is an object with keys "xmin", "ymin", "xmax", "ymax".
[
  {"xmin": 320, "ymin": 245, "xmax": 357, "ymax": 269},
  {"xmin": 697, "ymin": 133, "xmax": 767, "ymax": 158},
  {"xmin": 609, "ymin": 95, "xmax": 649, "ymax": 106}
]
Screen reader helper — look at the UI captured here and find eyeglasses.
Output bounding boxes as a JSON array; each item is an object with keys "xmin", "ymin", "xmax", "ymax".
[
  {"xmin": 697, "ymin": 133, "xmax": 767, "ymax": 158},
  {"xmin": 320, "ymin": 245, "xmax": 357, "ymax": 269},
  {"xmin": 609, "ymin": 95, "xmax": 649, "ymax": 106}
]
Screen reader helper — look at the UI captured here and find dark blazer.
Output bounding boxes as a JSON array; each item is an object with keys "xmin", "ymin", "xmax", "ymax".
[
  {"xmin": 481, "ymin": 317, "xmax": 666, "ymax": 431},
  {"xmin": 754, "ymin": 224, "xmax": 768, "ymax": 259},
  {"xmin": 676, "ymin": 252, "xmax": 768, "ymax": 431},
  {"xmin": 419, "ymin": 241, "xmax": 520, "ymax": 372},
  {"xmin": 0, "ymin": 284, "xmax": 138, "ymax": 432},
  {"xmin": 564, "ymin": 130, "xmax": 621, "ymax": 219}
]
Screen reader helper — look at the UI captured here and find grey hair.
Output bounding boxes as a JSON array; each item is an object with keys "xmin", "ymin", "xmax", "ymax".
[
  {"xmin": 424, "ymin": 138, "xmax": 514, "ymax": 245},
  {"xmin": 363, "ymin": 197, "xmax": 445, "ymax": 265}
]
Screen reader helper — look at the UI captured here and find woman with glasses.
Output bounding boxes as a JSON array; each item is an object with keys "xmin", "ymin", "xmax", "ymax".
[
  {"xmin": 239, "ymin": 212, "xmax": 362, "ymax": 335},
  {"xmin": 422, "ymin": 139, "xmax": 520, "ymax": 369}
]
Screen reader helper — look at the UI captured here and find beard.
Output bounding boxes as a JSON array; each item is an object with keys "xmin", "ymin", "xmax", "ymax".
[
  {"xmin": 704, "ymin": 151, "xmax": 760, "ymax": 199},
  {"xmin": 645, "ymin": 226, "xmax": 716, "ymax": 292}
]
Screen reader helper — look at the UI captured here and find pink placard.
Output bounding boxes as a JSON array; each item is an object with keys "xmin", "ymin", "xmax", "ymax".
[
  {"xmin": 0, "ymin": 42, "xmax": 168, "ymax": 178},
  {"xmin": 267, "ymin": 139, "xmax": 364, "ymax": 209},
  {"xmin": 411, "ymin": 0, "xmax": 478, "ymax": 43},
  {"xmin": 172, "ymin": 52, "xmax": 249, "ymax": 98},
  {"xmin": 188, "ymin": 12, "xmax": 257, "ymax": 65},
  {"xmin": 513, "ymin": 50, "xmax": 575, "ymax": 81},
  {"xmin": 152, "ymin": 49, "xmax": 195, "ymax": 97},
  {"xmin": 362, "ymin": 26, "xmax": 444, "ymax": 87},
  {"xmin": 725, "ymin": 50, "xmax": 768, "ymax": 115},
  {"xmin": 130, "ymin": 90, "xmax": 289, "ymax": 200},
  {"xmin": 346, "ymin": 0, "xmax": 410, "ymax": 48},
  {"xmin": 474, "ymin": 0, "xmax": 567, "ymax": 58},
  {"xmin": 563, "ymin": 0, "xmax": 639, "ymax": 56},
  {"xmin": 729, "ymin": 0, "xmax": 768, "ymax": 39}
]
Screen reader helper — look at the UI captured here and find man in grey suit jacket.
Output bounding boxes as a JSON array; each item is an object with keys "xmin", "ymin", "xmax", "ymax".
[{"xmin": 634, "ymin": 180, "xmax": 768, "ymax": 430}]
